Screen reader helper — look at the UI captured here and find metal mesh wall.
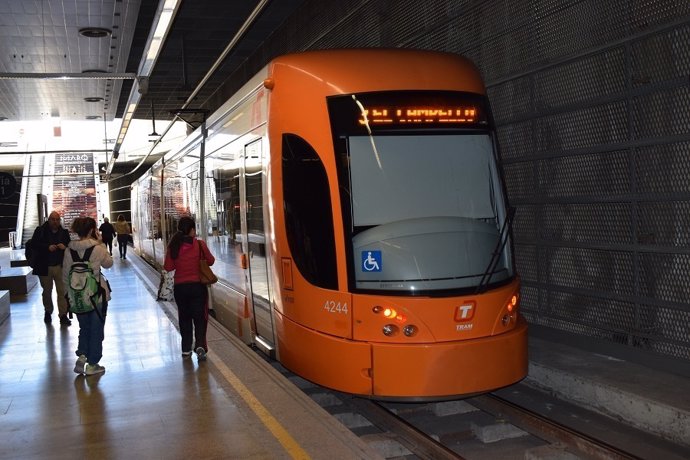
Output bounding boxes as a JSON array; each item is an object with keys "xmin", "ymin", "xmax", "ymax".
[{"xmin": 233, "ymin": 0, "xmax": 690, "ymax": 365}]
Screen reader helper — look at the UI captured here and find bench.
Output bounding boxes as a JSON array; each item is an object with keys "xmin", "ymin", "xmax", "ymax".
[
  {"xmin": 0, "ymin": 290, "xmax": 9, "ymax": 325},
  {"xmin": 10, "ymin": 258, "xmax": 30, "ymax": 267},
  {"xmin": 0, "ymin": 266, "xmax": 38, "ymax": 296}
]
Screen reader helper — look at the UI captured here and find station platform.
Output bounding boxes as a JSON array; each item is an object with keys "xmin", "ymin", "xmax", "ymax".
[
  {"xmin": 523, "ymin": 334, "xmax": 690, "ymax": 449},
  {"xmin": 0, "ymin": 246, "xmax": 688, "ymax": 459},
  {"xmin": 0, "ymin": 248, "xmax": 381, "ymax": 459}
]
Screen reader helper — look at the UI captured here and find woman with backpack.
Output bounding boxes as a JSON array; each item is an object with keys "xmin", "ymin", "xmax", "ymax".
[
  {"xmin": 164, "ymin": 216, "xmax": 215, "ymax": 362},
  {"xmin": 63, "ymin": 217, "xmax": 113, "ymax": 376}
]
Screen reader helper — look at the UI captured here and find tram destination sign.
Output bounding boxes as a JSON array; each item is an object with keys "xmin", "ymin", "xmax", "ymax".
[{"xmin": 358, "ymin": 106, "xmax": 479, "ymax": 125}]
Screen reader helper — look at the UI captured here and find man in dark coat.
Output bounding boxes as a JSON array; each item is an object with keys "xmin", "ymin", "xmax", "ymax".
[
  {"xmin": 31, "ymin": 211, "xmax": 72, "ymax": 325},
  {"xmin": 99, "ymin": 217, "xmax": 116, "ymax": 255}
]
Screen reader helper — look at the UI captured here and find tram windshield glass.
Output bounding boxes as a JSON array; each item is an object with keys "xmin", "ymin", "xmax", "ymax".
[{"xmin": 329, "ymin": 91, "xmax": 514, "ymax": 294}]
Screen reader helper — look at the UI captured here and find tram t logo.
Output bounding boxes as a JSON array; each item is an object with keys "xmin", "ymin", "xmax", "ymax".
[{"xmin": 454, "ymin": 302, "xmax": 475, "ymax": 322}]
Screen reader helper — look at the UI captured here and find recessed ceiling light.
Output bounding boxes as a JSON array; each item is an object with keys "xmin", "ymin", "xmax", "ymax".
[
  {"xmin": 85, "ymin": 97, "xmax": 104, "ymax": 102},
  {"xmin": 0, "ymin": 116, "xmax": 7, "ymax": 121},
  {"xmin": 82, "ymin": 69, "xmax": 108, "ymax": 73},
  {"xmin": 86, "ymin": 115, "xmax": 102, "ymax": 120},
  {"xmin": 79, "ymin": 27, "xmax": 112, "ymax": 38}
]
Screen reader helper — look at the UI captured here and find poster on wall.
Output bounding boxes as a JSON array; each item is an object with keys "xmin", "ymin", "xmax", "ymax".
[{"xmin": 52, "ymin": 152, "xmax": 98, "ymax": 224}]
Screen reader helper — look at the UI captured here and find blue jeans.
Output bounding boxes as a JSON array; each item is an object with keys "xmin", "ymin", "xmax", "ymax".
[{"xmin": 76, "ymin": 308, "xmax": 106, "ymax": 365}]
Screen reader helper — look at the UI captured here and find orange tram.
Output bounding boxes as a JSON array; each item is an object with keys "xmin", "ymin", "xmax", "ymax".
[{"xmin": 132, "ymin": 49, "xmax": 528, "ymax": 400}]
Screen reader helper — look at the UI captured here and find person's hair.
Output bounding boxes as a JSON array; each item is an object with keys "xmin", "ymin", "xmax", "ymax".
[
  {"xmin": 117, "ymin": 214, "xmax": 125, "ymax": 222},
  {"xmin": 71, "ymin": 217, "xmax": 97, "ymax": 239},
  {"xmin": 167, "ymin": 216, "xmax": 196, "ymax": 259}
]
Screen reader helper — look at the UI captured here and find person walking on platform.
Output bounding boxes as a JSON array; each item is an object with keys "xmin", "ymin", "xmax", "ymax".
[
  {"xmin": 99, "ymin": 217, "xmax": 115, "ymax": 256},
  {"xmin": 30, "ymin": 211, "xmax": 72, "ymax": 325},
  {"xmin": 113, "ymin": 214, "xmax": 131, "ymax": 260},
  {"xmin": 163, "ymin": 216, "xmax": 215, "ymax": 362},
  {"xmin": 63, "ymin": 217, "xmax": 113, "ymax": 376}
]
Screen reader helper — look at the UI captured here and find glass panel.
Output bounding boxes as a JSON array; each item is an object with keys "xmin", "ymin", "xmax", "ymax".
[
  {"xmin": 282, "ymin": 134, "xmax": 337, "ymax": 289},
  {"xmin": 245, "ymin": 139, "xmax": 269, "ymax": 302},
  {"xmin": 244, "ymin": 138, "xmax": 273, "ymax": 343},
  {"xmin": 347, "ymin": 134, "xmax": 511, "ymax": 292},
  {"xmin": 205, "ymin": 162, "xmax": 245, "ymax": 292},
  {"xmin": 349, "ymin": 135, "xmax": 496, "ymax": 225}
]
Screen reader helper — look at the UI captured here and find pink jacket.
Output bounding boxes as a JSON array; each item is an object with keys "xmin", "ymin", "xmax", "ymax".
[{"xmin": 164, "ymin": 238, "xmax": 215, "ymax": 284}]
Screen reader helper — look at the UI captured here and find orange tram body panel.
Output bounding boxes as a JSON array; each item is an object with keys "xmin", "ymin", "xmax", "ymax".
[{"xmin": 133, "ymin": 49, "xmax": 528, "ymax": 401}]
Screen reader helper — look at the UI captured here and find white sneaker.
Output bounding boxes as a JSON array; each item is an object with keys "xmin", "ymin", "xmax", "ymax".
[
  {"xmin": 181, "ymin": 350, "xmax": 192, "ymax": 357},
  {"xmin": 73, "ymin": 355, "xmax": 87, "ymax": 374},
  {"xmin": 85, "ymin": 363, "xmax": 106, "ymax": 375}
]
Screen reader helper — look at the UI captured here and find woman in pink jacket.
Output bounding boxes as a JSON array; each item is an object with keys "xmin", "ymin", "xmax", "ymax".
[{"xmin": 164, "ymin": 216, "xmax": 215, "ymax": 361}]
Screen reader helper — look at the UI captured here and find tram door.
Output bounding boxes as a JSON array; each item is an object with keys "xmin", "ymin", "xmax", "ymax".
[{"xmin": 242, "ymin": 139, "xmax": 275, "ymax": 350}]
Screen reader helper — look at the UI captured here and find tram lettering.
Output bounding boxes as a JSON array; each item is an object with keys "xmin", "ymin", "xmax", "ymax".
[
  {"xmin": 456, "ymin": 324, "xmax": 473, "ymax": 331},
  {"xmin": 323, "ymin": 300, "xmax": 348, "ymax": 314}
]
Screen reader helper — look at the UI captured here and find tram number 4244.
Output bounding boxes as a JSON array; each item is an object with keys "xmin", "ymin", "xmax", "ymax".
[{"xmin": 324, "ymin": 300, "xmax": 348, "ymax": 314}]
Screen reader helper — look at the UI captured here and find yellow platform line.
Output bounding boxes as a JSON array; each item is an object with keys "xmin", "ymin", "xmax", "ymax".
[{"xmin": 207, "ymin": 350, "xmax": 311, "ymax": 460}]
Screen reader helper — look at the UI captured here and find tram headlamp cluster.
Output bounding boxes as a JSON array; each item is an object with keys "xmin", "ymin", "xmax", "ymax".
[
  {"xmin": 501, "ymin": 292, "xmax": 520, "ymax": 327},
  {"xmin": 374, "ymin": 305, "xmax": 417, "ymax": 337}
]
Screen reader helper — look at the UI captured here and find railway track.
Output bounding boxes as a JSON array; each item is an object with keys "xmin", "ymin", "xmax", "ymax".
[
  {"xmin": 342, "ymin": 394, "xmax": 641, "ymax": 459},
  {"xmin": 290, "ymin": 374, "xmax": 687, "ymax": 460},
  {"xmin": 468, "ymin": 394, "xmax": 639, "ymax": 460}
]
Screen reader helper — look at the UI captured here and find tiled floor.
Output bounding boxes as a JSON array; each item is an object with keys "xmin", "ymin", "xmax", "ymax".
[
  {"xmin": 0, "ymin": 248, "xmax": 377, "ymax": 460},
  {"xmin": 0, "ymin": 250, "xmax": 267, "ymax": 459}
]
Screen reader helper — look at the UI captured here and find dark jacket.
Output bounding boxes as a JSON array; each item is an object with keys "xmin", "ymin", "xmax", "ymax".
[
  {"xmin": 99, "ymin": 222, "xmax": 115, "ymax": 241},
  {"xmin": 30, "ymin": 222, "xmax": 71, "ymax": 276}
]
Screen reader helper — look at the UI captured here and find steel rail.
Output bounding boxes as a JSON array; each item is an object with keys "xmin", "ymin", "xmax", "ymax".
[
  {"xmin": 348, "ymin": 398, "xmax": 464, "ymax": 460},
  {"xmin": 471, "ymin": 394, "xmax": 643, "ymax": 460}
]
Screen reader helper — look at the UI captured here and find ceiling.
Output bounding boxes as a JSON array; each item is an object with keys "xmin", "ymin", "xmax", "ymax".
[{"xmin": 0, "ymin": 0, "xmax": 305, "ymax": 159}]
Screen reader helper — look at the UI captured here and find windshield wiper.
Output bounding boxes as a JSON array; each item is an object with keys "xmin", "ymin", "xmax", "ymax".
[{"xmin": 475, "ymin": 206, "xmax": 516, "ymax": 294}]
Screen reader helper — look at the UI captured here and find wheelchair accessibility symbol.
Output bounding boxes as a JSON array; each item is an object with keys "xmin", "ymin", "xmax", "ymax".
[{"xmin": 362, "ymin": 251, "xmax": 382, "ymax": 272}]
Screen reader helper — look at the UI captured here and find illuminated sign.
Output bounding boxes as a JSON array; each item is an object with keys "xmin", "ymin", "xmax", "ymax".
[
  {"xmin": 328, "ymin": 91, "xmax": 489, "ymax": 134},
  {"xmin": 359, "ymin": 107, "xmax": 478, "ymax": 125}
]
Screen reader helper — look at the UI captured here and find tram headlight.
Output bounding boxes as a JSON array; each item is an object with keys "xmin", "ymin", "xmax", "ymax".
[
  {"xmin": 382, "ymin": 324, "xmax": 398, "ymax": 336},
  {"xmin": 501, "ymin": 314, "xmax": 511, "ymax": 326},
  {"xmin": 507, "ymin": 294, "xmax": 518, "ymax": 313},
  {"xmin": 403, "ymin": 325, "xmax": 417, "ymax": 337},
  {"xmin": 383, "ymin": 307, "xmax": 397, "ymax": 318}
]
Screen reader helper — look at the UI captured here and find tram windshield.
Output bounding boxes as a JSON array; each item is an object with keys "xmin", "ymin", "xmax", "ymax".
[{"xmin": 329, "ymin": 91, "xmax": 514, "ymax": 294}]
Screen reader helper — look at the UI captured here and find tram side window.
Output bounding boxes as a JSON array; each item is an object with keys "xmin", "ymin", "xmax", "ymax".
[{"xmin": 282, "ymin": 134, "xmax": 337, "ymax": 290}]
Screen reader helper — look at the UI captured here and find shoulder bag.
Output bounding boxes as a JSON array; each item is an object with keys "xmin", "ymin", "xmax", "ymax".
[{"xmin": 198, "ymin": 241, "xmax": 218, "ymax": 285}]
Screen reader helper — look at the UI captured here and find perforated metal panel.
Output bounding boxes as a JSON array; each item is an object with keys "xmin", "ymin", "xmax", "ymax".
[
  {"xmin": 239, "ymin": 0, "xmax": 690, "ymax": 367},
  {"xmin": 485, "ymin": 1, "xmax": 690, "ymax": 363}
]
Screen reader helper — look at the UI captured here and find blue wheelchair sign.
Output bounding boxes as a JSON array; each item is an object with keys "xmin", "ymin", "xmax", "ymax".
[{"xmin": 362, "ymin": 251, "xmax": 382, "ymax": 272}]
